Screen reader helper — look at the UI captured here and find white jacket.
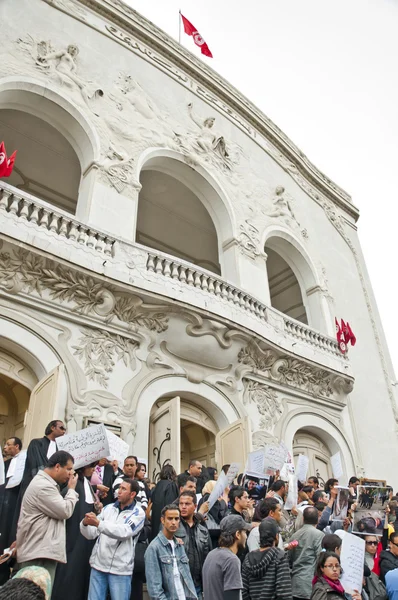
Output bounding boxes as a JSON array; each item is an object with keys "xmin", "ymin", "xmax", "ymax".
[{"xmin": 80, "ymin": 499, "xmax": 145, "ymax": 575}]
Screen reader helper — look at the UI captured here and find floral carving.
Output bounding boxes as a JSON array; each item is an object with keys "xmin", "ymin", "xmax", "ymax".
[
  {"xmin": 73, "ymin": 328, "xmax": 138, "ymax": 388},
  {"xmin": 0, "ymin": 247, "xmax": 169, "ymax": 332},
  {"xmin": 238, "ymin": 341, "xmax": 336, "ymax": 398},
  {"xmin": 245, "ymin": 380, "xmax": 283, "ymax": 431}
]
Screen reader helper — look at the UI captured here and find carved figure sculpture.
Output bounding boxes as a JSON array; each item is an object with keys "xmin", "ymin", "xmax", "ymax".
[
  {"xmin": 183, "ymin": 102, "xmax": 231, "ymax": 169},
  {"xmin": 265, "ymin": 186, "xmax": 300, "ymax": 227}
]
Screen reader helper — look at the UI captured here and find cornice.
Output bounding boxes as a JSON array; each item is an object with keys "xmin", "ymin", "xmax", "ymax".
[{"xmin": 43, "ymin": 0, "xmax": 359, "ymax": 220}]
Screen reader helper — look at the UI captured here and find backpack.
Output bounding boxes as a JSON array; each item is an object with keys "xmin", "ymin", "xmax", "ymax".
[{"xmin": 366, "ymin": 572, "xmax": 388, "ymax": 600}]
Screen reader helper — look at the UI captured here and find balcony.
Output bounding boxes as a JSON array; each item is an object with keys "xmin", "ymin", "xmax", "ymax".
[{"xmin": 0, "ymin": 182, "xmax": 346, "ymax": 373}]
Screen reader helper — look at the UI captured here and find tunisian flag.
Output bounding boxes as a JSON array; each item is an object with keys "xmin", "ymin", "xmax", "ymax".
[
  {"xmin": 180, "ymin": 13, "xmax": 213, "ymax": 58},
  {"xmin": 0, "ymin": 141, "xmax": 17, "ymax": 177}
]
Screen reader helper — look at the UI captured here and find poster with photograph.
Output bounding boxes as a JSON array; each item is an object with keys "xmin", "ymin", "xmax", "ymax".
[
  {"xmin": 331, "ymin": 487, "xmax": 350, "ymax": 521},
  {"xmin": 359, "ymin": 479, "xmax": 386, "ymax": 488},
  {"xmin": 352, "ymin": 486, "xmax": 389, "ymax": 535}
]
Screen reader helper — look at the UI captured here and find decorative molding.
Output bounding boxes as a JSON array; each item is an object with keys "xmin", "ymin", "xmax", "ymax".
[
  {"xmin": 72, "ymin": 327, "xmax": 138, "ymax": 387},
  {"xmin": 244, "ymin": 379, "xmax": 283, "ymax": 431},
  {"xmin": 0, "ymin": 245, "xmax": 170, "ymax": 332}
]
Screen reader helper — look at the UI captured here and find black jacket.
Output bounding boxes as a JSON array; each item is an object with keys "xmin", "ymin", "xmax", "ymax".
[
  {"xmin": 175, "ymin": 514, "xmax": 211, "ymax": 585},
  {"xmin": 242, "ymin": 546, "xmax": 292, "ymax": 600},
  {"xmin": 379, "ymin": 549, "xmax": 398, "ymax": 583}
]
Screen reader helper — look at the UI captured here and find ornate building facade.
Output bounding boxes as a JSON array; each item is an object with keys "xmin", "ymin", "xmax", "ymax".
[{"xmin": 0, "ymin": 0, "xmax": 396, "ymax": 485}]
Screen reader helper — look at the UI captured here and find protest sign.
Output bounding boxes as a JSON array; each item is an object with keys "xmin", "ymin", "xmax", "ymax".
[
  {"xmin": 340, "ymin": 533, "xmax": 365, "ymax": 593},
  {"xmin": 106, "ymin": 430, "xmax": 129, "ymax": 466},
  {"xmin": 295, "ymin": 454, "xmax": 309, "ymax": 483},
  {"xmin": 245, "ymin": 449, "xmax": 266, "ymax": 478},
  {"xmin": 331, "ymin": 487, "xmax": 350, "ymax": 521},
  {"xmin": 331, "ymin": 451, "xmax": 344, "ymax": 479},
  {"xmin": 207, "ymin": 470, "xmax": 228, "ymax": 511},
  {"xmin": 264, "ymin": 442, "xmax": 289, "ymax": 473},
  {"xmin": 57, "ymin": 423, "xmax": 110, "ymax": 469},
  {"xmin": 352, "ymin": 486, "xmax": 388, "ymax": 535},
  {"xmin": 284, "ymin": 472, "xmax": 298, "ymax": 510},
  {"xmin": 225, "ymin": 463, "xmax": 240, "ymax": 486},
  {"xmin": 280, "ymin": 450, "xmax": 295, "ymax": 480}
]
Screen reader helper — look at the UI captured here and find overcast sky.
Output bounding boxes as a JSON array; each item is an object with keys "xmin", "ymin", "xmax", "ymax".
[{"xmin": 128, "ymin": 0, "xmax": 398, "ymax": 373}]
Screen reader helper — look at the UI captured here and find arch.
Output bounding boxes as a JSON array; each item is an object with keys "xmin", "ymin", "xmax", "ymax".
[
  {"xmin": 0, "ymin": 76, "xmax": 101, "ymax": 215},
  {"xmin": 281, "ymin": 408, "xmax": 357, "ymax": 484},
  {"xmin": 263, "ymin": 226, "xmax": 330, "ymax": 331},
  {"xmin": 134, "ymin": 374, "xmax": 243, "ymax": 460},
  {"xmin": 136, "ymin": 148, "xmax": 237, "ymax": 277}
]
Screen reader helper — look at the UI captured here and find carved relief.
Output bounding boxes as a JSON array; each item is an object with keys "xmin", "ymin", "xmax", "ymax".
[
  {"xmin": 252, "ymin": 430, "xmax": 277, "ymax": 450},
  {"xmin": 244, "ymin": 380, "xmax": 283, "ymax": 431},
  {"xmin": 0, "ymin": 246, "xmax": 169, "ymax": 332},
  {"xmin": 263, "ymin": 186, "xmax": 308, "ymax": 239},
  {"xmin": 72, "ymin": 327, "xmax": 138, "ymax": 388},
  {"xmin": 238, "ymin": 220, "xmax": 262, "ymax": 259}
]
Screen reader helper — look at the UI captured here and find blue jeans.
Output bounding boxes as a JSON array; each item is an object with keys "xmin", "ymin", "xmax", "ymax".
[{"xmin": 88, "ymin": 568, "xmax": 131, "ymax": 600}]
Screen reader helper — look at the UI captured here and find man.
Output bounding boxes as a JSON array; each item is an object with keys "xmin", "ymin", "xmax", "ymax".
[
  {"xmin": 385, "ymin": 567, "xmax": 398, "ymax": 600},
  {"xmin": 348, "ymin": 476, "xmax": 360, "ymax": 501},
  {"xmin": 313, "ymin": 489, "xmax": 328, "ymax": 504},
  {"xmin": 176, "ymin": 490, "xmax": 211, "ymax": 599},
  {"xmin": 179, "ymin": 459, "xmax": 206, "ymax": 494},
  {"xmin": 247, "ymin": 478, "xmax": 266, "ymax": 504},
  {"xmin": 16, "ymin": 450, "xmax": 78, "ymax": 585},
  {"xmin": 271, "ymin": 480, "xmax": 287, "ymax": 506},
  {"xmin": 93, "ymin": 457, "xmax": 118, "ymax": 506},
  {"xmin": 81, "ymin": 478, "xmax": 145, "ymax": 600},
  {"xmin": 145, "ymin": 504, "xmax": 197, "ymax": 599},
  {"xmin": 177, "ymin": 473, "xmax": 197, "ymax": 495},
  {"xmin": 242, "ymin": 518, "xmax": 292, "ymax": 600},
  {"xmin": 203, "ymin": 515, "xmax": 250, "ymax": 600},
  {"xmin": 0, "ymin": 437, "xmax": 24, "ymax": 584},
  {"xmin": 247, "ymin": 497, "xmax": 282, "ymax": 551},
  {"xmin": 112, "ymin": 456, "xmax": 148, "ymax": 509},
  {"xmin": 380, "ymin": 532, "xmax": 398, "ymax": 583},
  {"xmin": 288, "ymin": 506, "xmax": 324, "ymax": 600},
  {"xmin": 307, "ymin": 476, "xmax": 320, "ymax": 490},
  {"xmin": 229, "ymin": 486, "xmax": 252, "ymax": 521}
]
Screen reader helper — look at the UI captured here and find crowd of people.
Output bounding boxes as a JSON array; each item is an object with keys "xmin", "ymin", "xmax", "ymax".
[{"xmin": 1, "ymin": 420, "xmax": 398, "ymax": 600}]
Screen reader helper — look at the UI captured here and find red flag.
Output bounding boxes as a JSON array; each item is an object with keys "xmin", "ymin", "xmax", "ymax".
[
  {"xmin": 4, "ymin": 150, "xmax": 17, "ymax": 177},
  {"xmin": 180, "ymin": 13, "xmax": 213, "ymax": 58},
  {"xmin": 341, "ymin": 319, "xmax": 349, "ymax": 344},
  {"xmin": 346, "ymin": 322, "xmax": 356, "ymax": 346},
  {"xmin": 0, "ymin": 142, "xmax": 16, "ymax": 177}
]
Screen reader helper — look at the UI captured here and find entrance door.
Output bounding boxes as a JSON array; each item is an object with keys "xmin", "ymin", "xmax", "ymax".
[
  {"xmin": 24, "ymin": 365, "xmax": 64, "ymax": 444},
  {"xmin": 216, "ymin": 417, "xmax": 250, "ymax": 471},
  {"xmin": 293, "ymin": 430, "xmax": 332, "ymax": 487},
  {"xmin": 149, "ymin": 396, "xmax": 180, "ymax": 482}
]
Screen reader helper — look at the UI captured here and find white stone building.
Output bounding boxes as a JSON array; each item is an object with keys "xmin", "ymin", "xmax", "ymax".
[{"xmin": 0, "ymin": 0, "xmax": 396, "ymax": 487}]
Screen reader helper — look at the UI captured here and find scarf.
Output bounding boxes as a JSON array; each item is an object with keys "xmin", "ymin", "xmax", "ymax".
[{"xmin": 312, "ymin": 575, "xmax": 345, "ymax": 596}]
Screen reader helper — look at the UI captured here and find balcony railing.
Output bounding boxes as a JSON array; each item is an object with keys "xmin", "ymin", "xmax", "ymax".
[{"xmin": 0, "ymin": 182, "xmax": 115, "ymax": 256}]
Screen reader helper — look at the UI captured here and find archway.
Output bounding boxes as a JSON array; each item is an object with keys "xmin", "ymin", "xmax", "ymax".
[
  {"xmin": 293, "ymin": 429, "xmax": 332, "ymax": 487},
  {"xmin": 266, "ymin": 246, "xmax": 308, "ymax": 323},
  {"xmin": 0, "ymin": 108, "xmax": 81, "ymax": 213},
  {"xmin": 137, "ymin": 169, "xmax": 220, "ymax": 274}
]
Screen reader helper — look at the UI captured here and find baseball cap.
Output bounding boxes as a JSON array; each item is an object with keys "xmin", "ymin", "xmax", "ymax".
[
  {"xmin": 220, "ymin": 514, "xmax": 251, "ymax": 535},
  {"xmin": 259, "ymin": 517, "xmax": 279, "ymax": 540}
]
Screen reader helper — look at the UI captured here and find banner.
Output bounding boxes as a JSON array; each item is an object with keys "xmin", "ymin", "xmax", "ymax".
[
  {"xmin": 207, "ymin": 471, "xmax": 228, "ymax": 511},
  {"xmin": 245, "ymin": 449, "xmax": 266, "ymax": 478},
  {"xmin": 264, "ymin": 442, "xmax": 289, "ymax": 473},
  {"xmin": 284, "ymin": 472, "xmax": 298, "ymax": 510},
  {"xmin": 57, "ymin": 423, "xmax": 110, "ymax": 469},
  {"xmin": 225, "ymin": 462, "xmax": 240, "ymax": 486},
  {"xmin": 295, "ymin": 454, "xmax": 309, "ymax": 483},
  {"xmin": 106, "ymin": 430, "xmax": 129, "ymax": 466},
  {"xmin": 340, "ymin": 533, "xmax": 365, "ymax": 593}
]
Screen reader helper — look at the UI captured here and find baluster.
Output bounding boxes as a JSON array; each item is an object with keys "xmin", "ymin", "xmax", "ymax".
[
  {"xmin": 214, "ymin": 281, "xmax": 222, "ymax": 296},
  {"xmin": 8, "ymin": 195, "xmax": 19, "ymax": 216},
  {"xmin": 221, "ymin": 284, "xmax": 228, "ymax": 299},
  {"xmin": 208, "ymin": 278, "xmax": 215, "ymax": 294},
  {"xmin": 154, "ymin": 257, "xmax": 163, "ymax": 274},
  {"xmin": 77, "ymin": 227, "xmax": 87, "ymax": 244},
  {"xmin": 201, "ymin": 276, "xmax": 208, "ymax": 291},
  {"xmin": 171, "ymin": 263, "xmax": 179, "ymax": 279},
  {"xmin": 104, "ymin": 238, "xmax": 113, "ymax": 256},
  {"xmin": 86, "ymin": 231, "xmax": 96, "ymax": 248},
  {"xmin": 163, "ymin": 260, "xmax": 171, "ymax": 277},
  {"xmin": 48, "ymin": 214, "xmax": 59, "ymax": 233},
  {"xmin": 0, "ymin": 190, "xmax": 10, "ymax": 211},
  {"xmin": 187, "ymin": 269, "xmax": 194, "ymax": 285},
  {"xmin": 179, "ymin": 267, "xmax": 187, "ymax": 284},
  {"xmin": 39, "ymin": 208, "xmax": 50, "ymax": 229},
  {"xmin": 59, "ymin": 217, "xmax": 68, "ymax": 237},
  {"xmin": 69, "ymin": 222, "xmax": 79, "ymax": 241},
  {"xmin": 30, "ymin": 204, "xmax": 40, "ymax": 224},
  {"xmin": 147, "ymin": 255, "xmax": 155, "ymax": 272},
  {"xmin": 194, "ymin": 272, "xmax": 201, "ymax": 288},
  {"xmin": 233, "ymin": 290, "xmax": 240, "ymax": 305},
  {"xmin": 19, "ymin": 199, "xmax": 30, "ymax": 220}
]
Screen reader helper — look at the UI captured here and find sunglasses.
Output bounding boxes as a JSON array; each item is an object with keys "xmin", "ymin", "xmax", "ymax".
[
  {"xmin": 390, "ymin": 541, "xmax": 398, "ymax": 548},
  {"xmin": 59, "ymin": 426, "xmax": 66, "ymax": 431},
  {"xmin": 366, "ymin": 541, "xmax": 378, "ymax": 546}
]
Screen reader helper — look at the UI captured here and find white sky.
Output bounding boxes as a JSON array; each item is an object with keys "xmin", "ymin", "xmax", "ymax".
[{"xmin": 128, "ymin": 0, "xmax": 398, "ymax": 372}]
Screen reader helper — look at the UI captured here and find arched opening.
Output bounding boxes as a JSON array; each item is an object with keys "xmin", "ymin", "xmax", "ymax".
[
  {"xmin": 137, "ymin": 169, "xmax": 221, "ymax": 274},
  {"xmin": 181, "ymin": 420, "xmax": 216, "ymax": 470},
  {"xmin": 266, "ymin": 246, "xmax": 308, "ymax": 323},
  {"xmin": 293, "ymin": 429, "xmax": 333, "ymax": 487},
  {"xmin": 0, "ymin": 108, "xmax": 81, "ymax": 213},
  {"xmin": 0, "ymin": 373, "xmax": 30, "ymax": 445}
]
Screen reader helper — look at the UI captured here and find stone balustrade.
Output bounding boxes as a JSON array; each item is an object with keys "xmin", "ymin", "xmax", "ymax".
[
  {"xmin": 283, "ymin": 315, "xmax": 341, "ymax": 356},
  {"xmin": 0, "ymin": 182, "xmax": 115, "ymax": 256}
]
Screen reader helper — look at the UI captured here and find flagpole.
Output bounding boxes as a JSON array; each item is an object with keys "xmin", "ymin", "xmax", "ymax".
[{"xmin": 178, "ymin": 9, "xmax": 182, "ymax": 44}]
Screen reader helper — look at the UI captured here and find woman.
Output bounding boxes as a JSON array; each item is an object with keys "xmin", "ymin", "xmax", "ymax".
[
  {"xmin": 52, "ymin": 463, "xmax": 99, "ymax": 600},
  {"xmin": 311, "ymin": 551, "xmax": 361, "ymax": 600},
  {"xmin": 135, "ymin": 462, "xmax": 151, "ymax": 501},
  {"xmin": 149, "ymin": 464, "xmax": 178, "ymax": 540},
  {"xmin": 207, "ymin": 466, "xmax": 218, "ymax": 481},
  {"xmin": 198, "ymin": 480, "xmax": 227, "ymax": 545}
]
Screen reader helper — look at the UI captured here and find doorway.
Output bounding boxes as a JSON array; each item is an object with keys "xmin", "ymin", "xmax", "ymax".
[
  {"xmin": 0, "ymin": 373, "xmax": 30, "ymax": 445},
  {"xmin": 293, "ymin": 429, "xmax": 332, "ymax": 487}
]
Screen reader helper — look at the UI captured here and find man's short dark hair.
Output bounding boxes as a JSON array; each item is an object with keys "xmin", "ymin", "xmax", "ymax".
[
  {"xmin": 177, "ymin": 473, "xmax": 197, "ymax": 489},
  {"xmin": 188, "ymin": 459, "xmax": 200, "ymax": 468},
  {"xmin": 45, "ymin": 420, "xmax": 62, "ymax": 436},
  {"xmin": 302, "ymin": 485, "xmax": 314, "ymax": 494},
  {"xmin": 322, "ymin": 534, "xmax": 342, "ymax": 552},
  {"xmin": 390, "ymin": 531, "xmax": 398, "ymax": 544},
  {"xmin": 9, "ymin": 437, "xmax": 23, "ymax": 451},
  {"xmin": 161, "ymin": 504, "xmax": 181, "ymax": 519},
  {"xmin": 0, "ymin": 577, "xmax": 45, "ymax": 600},
  {"xmin": 271, "ymin": 480, "xmax": 286, "ymax": 493},
  {"xmin": 325, "ymin": 478, "xmax": 339, "ymax": 493},
  {"xmin": 313, "ymin": 490, "xmax": 326, "ymax": 503},
  {"xmin": 308, "ymin": 476, "xmax": 319, "ymax": 485},
  {"xmin": 349, "ymin": 476, "xmax": 360, "ymax": 485},
  {"xmin": 303, "ymin": 506, "xmax": 319, "ymax": 525},
  {"xmin": 254, "ymin": 497, "xmax": 279, "ymax": 521},
  {"xmin": 179, "ymin": 490, "xmax": 197, "ymax": 505},
  {"xmin": 124, "ymin": 455, "xmax": 137, "ymax": 464},
  {"xmin": 229, "ymin": 486, "xmax": 246, "ymax": 505},
  {"xmin": 47, "ymin": 450, "xmax": 74, "ymax": 468},
  {"xmin": 121, "ymin": 478, "xmax": 139, "ymax": 494}
]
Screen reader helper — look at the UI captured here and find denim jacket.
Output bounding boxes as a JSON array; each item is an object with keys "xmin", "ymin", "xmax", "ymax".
[{"xmin": 145, "ymin": 531, "xmax": 198, "ymax": 600}]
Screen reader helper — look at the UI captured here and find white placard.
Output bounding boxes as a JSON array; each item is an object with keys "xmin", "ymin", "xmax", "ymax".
[
  {"xmin": 57, "ymin": 423, "xmax": 110, "ymax": 469},
  {"xmin": 245, "ymin": 449, "xmax": 266, "ymax": 478},
  {"xmin": 106, "ymin": 430, "xmax": 129, "ymax": 466},
  {"xmin": 331, "ymin": 487, "xmax": 350, "ymax": 521},
  {"xmin": 284, "ymin": 473, "xmax": 298, "ymax": 510},
  {"xmin": 331, "ymin": 451, "xmax": 344, "ymax": 479},
  {"xmin": 280, "ymin": 450, "xmax": 295, "ymax": 480},
  {"xmin": 6, "ymin": 450, "xmax": 27, "ymax": 488},
  {"xmin": 225, "ymin": 462, "xmax": 240, "ymax": 485},
  {"xmin": 340, "ymin": 532, "xmax": 365, "ymax": 593},
  {"xmin": 295, "ymin": 454, "xmax": 309, "ymax": 483},
  {"xmin": 264, "ymin": 442, "xmax": 289, "ymax": 473},
  {"xmin": 207, "ymin": 470, "xmax": 228, "ymax": 511}
]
